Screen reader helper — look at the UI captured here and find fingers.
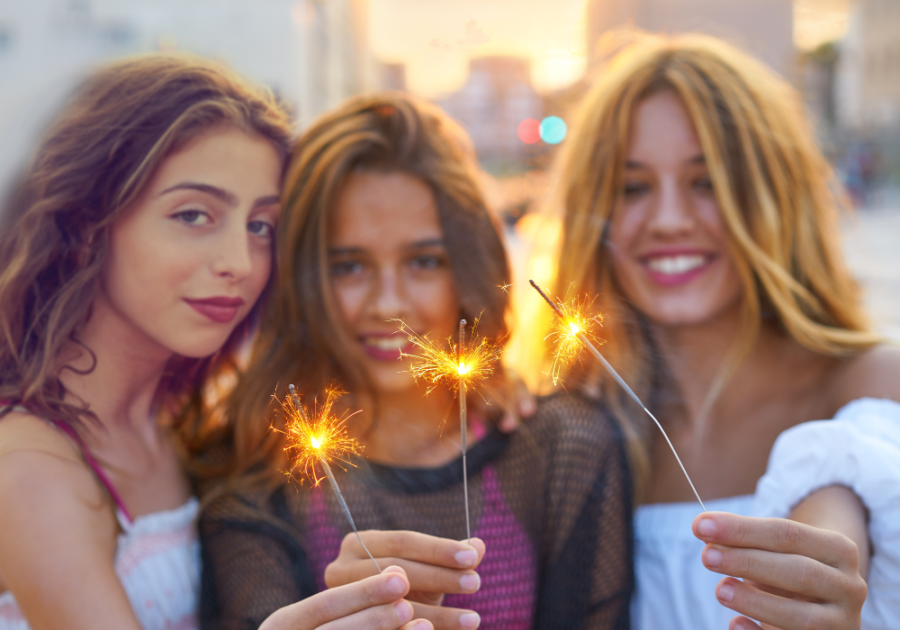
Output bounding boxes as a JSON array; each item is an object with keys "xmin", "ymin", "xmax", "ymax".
[
  {"xmin": 693, "ymin": 512, "xmax": 860, "ymax": 571},
  {"xmin": 714, "ymin": 577, "xmax": 858, "ymax": 630},
  {"xmin": 728, "ymin": 617, "xmax": 762, "ymax": 630},
  {"xmin": 337, "ymin": 531, "xmax": 485, "ymax": 572},
  {"xmin": 410, "ymin": 602, "xmax": 481, "ymax": 630},
  {"xmin": 261, "ymin": 566, "xmax": 412, "ymax": 630},
  {"xmin": 332, "ymin": 558, "xmax": 481, "ymax": 596},
  {"xmin": 700, "ymin": 543, "xmax": 854, "ymax": 601}
]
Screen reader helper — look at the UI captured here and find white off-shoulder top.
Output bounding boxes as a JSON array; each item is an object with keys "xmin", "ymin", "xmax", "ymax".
[{"xmin": 632, "ymin": 397, "xmax": 900, "ymax": 630}]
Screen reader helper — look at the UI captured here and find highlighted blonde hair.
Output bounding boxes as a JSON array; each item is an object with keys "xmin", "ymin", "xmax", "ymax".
[{"xmin": 538, "ymin": 31, "xmax": 880, "ymax": 496}]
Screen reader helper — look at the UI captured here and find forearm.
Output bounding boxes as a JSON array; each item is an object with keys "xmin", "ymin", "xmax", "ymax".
[{"xmin": 789, "ymin": 484, "xmax": 871, "ymax": 579}]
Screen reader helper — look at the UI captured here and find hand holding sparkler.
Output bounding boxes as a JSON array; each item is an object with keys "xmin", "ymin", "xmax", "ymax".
[
  {"xmin": 529, "ymin": 280, "xmax": 707, "ymax": 512},
  {"xmin": 282, "ymin": 384, "xmax": 382, "ymax": 574}
]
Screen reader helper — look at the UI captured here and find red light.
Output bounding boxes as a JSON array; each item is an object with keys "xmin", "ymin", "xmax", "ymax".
[{"xmin": 517, "ymin": 118, "xmax": 540, "ymax": 144}]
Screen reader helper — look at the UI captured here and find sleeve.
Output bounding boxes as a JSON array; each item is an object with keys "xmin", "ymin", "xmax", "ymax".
[
  {"xmin": 531, "ymin": 394, "xmax": 634, "ymax": 630},
  {"xmin": 751, "ymin": 397, "xmax": 900, "ymax": 630},
  {"xmin": 198, "ymin": 486, "xmax": 319, "ymax": 630}
]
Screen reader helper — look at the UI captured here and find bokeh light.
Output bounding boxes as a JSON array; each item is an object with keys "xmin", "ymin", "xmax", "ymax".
[
  {"xmin": 539, "ymin": 116, "xmax": 567, "ymax": 144},
  {"xmin": 517, "ymin": 118, "xmax": 540, "ymax": 144}
]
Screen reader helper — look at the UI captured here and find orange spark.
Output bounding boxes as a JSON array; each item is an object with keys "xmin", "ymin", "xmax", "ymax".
[
  {"xmin": 279, "ymin": 385, "xmax": 362, "ymax": 486},
  {"xmin": 394, "ymin": 318, "xmax": 501, "ymax": 394},
  {"xmin": 536, "ymin": 287, "xmax": 605, "ymax": 386}
]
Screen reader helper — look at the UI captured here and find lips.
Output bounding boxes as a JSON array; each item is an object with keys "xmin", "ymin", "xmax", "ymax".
[
  {"xmin": 641, "ymin": 252, "xmax": 715, "ymax": 287},
  {"xmin": 184, "ymin": 296, "xmax": 246, "ymax": 323},
  {"xmin": 358, "ymin": 333, "xmax": 415, "ymax": 362}
]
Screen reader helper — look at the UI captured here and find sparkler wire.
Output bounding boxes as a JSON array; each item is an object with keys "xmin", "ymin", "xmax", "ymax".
[
  {"xmin": 288, "ymin": 385, "xmax": 382, "ymax": 574},
  {"xmin": 458, "ymin": 319, "xmax": 471, "ymax": 542},
  {"xmin": 528, "ymin": 281, "xmax": 707, "ymax": 512}
]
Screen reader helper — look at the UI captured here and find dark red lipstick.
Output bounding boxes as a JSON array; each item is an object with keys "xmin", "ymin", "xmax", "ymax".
[{"xmin": 184, "ymin": 296, "xmax": 245, "ymax": 323}]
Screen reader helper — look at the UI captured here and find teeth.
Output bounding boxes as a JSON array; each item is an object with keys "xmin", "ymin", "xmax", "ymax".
[
  {"xmin": 646, "ymin": 255, "xmax": 707, "ymax": 275},
  {"xmin": 362, "ymin": 336, "xmax": 407, "ymax": 351}
]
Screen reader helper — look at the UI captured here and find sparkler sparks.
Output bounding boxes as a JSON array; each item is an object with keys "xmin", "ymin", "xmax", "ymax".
[
  {"xmin": 395, "ymin": 318, "xmax": 501, "ymax": 396},
  {"xmin": 529, "ymin": 280, "xmax": 707, "ymax": 512},
  {"xmin": 280, "ymin": 384, "xmax": 381, "ymax": 574},
  {"xmin": 543, "ymin": 292, "xmax": 605, "ymax": 387}
]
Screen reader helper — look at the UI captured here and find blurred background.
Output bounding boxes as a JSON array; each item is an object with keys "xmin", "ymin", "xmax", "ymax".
[{"xmin": 0, "ymin": 0, "xmax": 898, "ymax": 334}]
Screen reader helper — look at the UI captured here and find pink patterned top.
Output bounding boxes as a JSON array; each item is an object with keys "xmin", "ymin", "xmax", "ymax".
[{"xmin": 0, "ymin": 405, "xmax": 200, "ymax": 630}]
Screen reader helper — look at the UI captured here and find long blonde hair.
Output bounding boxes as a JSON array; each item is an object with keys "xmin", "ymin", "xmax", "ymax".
[{"xmin": 538, "ymin": 32, "xmax": 879, "ymax": 496}]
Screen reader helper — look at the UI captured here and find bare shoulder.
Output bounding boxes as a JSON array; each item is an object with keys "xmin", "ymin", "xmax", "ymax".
[
  {"xmin": 0, "ymin": 410, "xmax": 83, "ymax": 460},
  {"xmin": 827, "ymin": 344, "xmax": 900, "ymax": 411}
]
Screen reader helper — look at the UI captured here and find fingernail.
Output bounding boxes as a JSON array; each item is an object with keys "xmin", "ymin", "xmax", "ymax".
[
  {"xmin": 718, "ymin": 583, "xmax": 734, "ymax": 603},
  {"xmin": 459, "ymin": 572, "xmax": 480, "ymax": 592},
  {"xmin": 733, "ymin": 623, "xmax": 745, "ymax": 630},
  {"xmin": 455, "ymin": 549, "xmax": 478, "ymax": 567},
  {"xmin": 387, "ymin": 575, "xmax": 406, "ymax": 596},
  {"xmin": 459, "ymin": 612, "xmax": 481, "ymax": 629},
  {"xmin": 698, "ymin": 518, "xmax": 717, "ymax": 537},
  {"xmin": 394, "ymin": 600, "xmax": 413, "ymax": 624},
  {"xmin": 414, "ymin": 622, "xmax": 432, "ymax": 630},
  {"xmin": 704, "ymin": 547, "xmax": 723, "ymax": 568}
]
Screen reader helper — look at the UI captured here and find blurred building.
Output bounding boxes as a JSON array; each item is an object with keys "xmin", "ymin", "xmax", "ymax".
[
  {"xmin": 437, "ymin": 55, "xmax": 543, "ymax": 170},
  {"xmin": 585, "ymin": 0, "xmax": 795, "ymax": 79},
  {"xmin": 0, "ymin": 0, "xmax": 376, "ymax": 205},
  {"xmin": 834, "ymin": 0, "xmax": 900, "ymax": 133}
]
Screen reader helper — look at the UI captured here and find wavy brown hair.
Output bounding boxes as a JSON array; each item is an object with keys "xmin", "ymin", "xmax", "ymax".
[
  {"xmin": 535, "ymin": 32, "xmax": 880, "ymax": 498},
  {"xmin": 199, "ymin": 92, "xmax": 511, "ymax": 489},
  {"xmin": 0, "ymin": 54, "xmax": 293, "ymax": 433}
]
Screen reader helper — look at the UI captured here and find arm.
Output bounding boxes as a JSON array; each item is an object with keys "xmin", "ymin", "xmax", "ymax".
[
  {"xmin": 0, "ymin": 449, "xmax": 142, "ymax": 630},
  {"xmin": 791, "ymin": 485, "xmax": 870, "ymax": 579}
]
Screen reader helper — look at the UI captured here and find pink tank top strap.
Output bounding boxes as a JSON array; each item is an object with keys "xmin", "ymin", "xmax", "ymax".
[{"xmin": 50, "ymin": 420, "xmax": 133, "ymax": 524}]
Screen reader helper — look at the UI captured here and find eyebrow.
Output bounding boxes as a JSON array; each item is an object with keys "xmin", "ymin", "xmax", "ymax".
[
  {"xmin": 159, "ymin": 182, "xmax": 280, "ymax": 209},
  {"xmin": 327, "ymin": 238, "xmax": 445, "ymax": 257},
  {"xmin": 625, "ymin": 154, "xmax": 706, "ymax": 169}
]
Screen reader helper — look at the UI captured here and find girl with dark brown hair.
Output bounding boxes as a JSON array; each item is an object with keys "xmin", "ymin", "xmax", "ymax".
[
  {"xmin": 0, "ymin": 55, "xmax": 426, "ymax": 630},
  {"xmin": 197, "ymin": 92, "xmax": 633, "ymax": 630}
]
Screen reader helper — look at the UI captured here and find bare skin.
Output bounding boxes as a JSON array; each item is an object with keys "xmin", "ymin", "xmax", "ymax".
[{"xmin": 615, "ymin": 91, "xmax": 895, "ymax": 630}]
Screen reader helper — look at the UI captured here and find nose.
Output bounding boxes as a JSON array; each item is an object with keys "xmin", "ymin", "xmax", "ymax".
[
  {"xmin": 370, "ymin": 265, "xmax": 407, "ymax": 321},
  {"xmin": 647, "ymin": 176, "xmax": 696, "ymax": 236},
  {"xmin": 210, "ymin": 223, "xmax": 255, "ymax": 281}
]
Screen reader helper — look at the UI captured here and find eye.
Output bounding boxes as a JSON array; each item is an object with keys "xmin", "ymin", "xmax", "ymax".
[
  {"xmin": 248, "ymin": 220, "xmax": 275, "ymax": 238},
  {"xmin": 330, "ymin": 259, "xmax": 365, "ymax": 278},
  {"xmin": 693, "ymin": 176, "xmax": 714, "ymax": 192},
  {"xmin": 623, "ymin": 181, "xmax": 650, "ymax": 197},
  {"xmin": 409, "ymin": 254, "xmax": 444, "ymax": 271},
  {"xmin": 172, "ymin": 209, "xmax": 211, "ymax": 226}
]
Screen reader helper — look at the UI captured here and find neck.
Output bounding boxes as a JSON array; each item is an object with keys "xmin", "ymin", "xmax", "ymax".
[
  {"xmin": 58, "ymin": 294, "xmax": 173, "ymax": 434},
  {"xmin": 651, "ymin": 306, "xmax": 748, "ymax": 425},
  {"xmin": 354, "ymin": 385, "xmax": 460, "ymax": 467}
]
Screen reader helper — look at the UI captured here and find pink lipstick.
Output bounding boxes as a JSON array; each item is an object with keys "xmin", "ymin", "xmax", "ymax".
[{"xmin": 184, "ymin": 296, "xmax": 245, "ymax": 323}]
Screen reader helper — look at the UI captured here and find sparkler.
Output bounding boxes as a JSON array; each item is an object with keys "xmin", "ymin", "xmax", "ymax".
[
  {"xmin": 397, "ymin": 318, "xmax": 501, "ymax": 540},
  {"xmin": 282, "ymin": 384, "xmax": 381, "ymax": 574},
  {"xmin": 529, "ymin": 280, "xmax": 706, "ymax": 512}
]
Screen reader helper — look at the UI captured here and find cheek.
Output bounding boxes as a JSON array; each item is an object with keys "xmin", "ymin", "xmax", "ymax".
[
  {"xmin": 331, "ymin": 279, "xmax": 369, "ymax": 327},
  {"xmin": 411, "ymin": 275, "xmax": 459, "ymax": 332}
]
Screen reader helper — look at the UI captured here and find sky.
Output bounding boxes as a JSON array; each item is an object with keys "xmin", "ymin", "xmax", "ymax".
[{"xmin": 369, "ymin": 0, "xmax": 852, "ymax": 98}]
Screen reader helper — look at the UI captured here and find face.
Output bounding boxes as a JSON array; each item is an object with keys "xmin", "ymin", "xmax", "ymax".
[
  {"xmin": 99, "ymin": 125, "xmax": 282, "ymax": 359},
  {"xmin": 328, "ymin": 170, "xmax": 460, "ymax": 395},
  {"xmin": 607, "ymin": 90, "xmax": 742, "ymax": 327}
]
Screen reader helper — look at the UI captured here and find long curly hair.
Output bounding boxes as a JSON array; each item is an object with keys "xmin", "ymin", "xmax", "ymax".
[{"xmin": 0, "ymin": 54, "xmax": 293, "ymax": 434}]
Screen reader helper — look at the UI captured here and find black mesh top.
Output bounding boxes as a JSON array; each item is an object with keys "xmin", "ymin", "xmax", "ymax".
[{"xmin": 199, "ymin": 392, "xmax": 634, "ymax": 630}]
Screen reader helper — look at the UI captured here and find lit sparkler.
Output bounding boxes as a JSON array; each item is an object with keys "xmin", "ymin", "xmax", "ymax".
[
  {"xmin": 529, "ymin": 280, "xmax": 706, "ymax": 512},
  {"xmin": 396, "ymin": 318, "xmax": 501, "ymax": 540},
  {"xmin": 282, "ymin": 384, "xmax": 382, "ymax": 573}
]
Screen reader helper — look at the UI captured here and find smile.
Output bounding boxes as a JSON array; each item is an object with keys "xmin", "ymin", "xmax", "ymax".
[
  {"xmin": 641, "ymin": 253, "xmax": 715, "ymax": 286},
  {"xmin": 359, "ymin": 334, "xmax": 414, "ymax": 362},
  {"xmin": 184, "ymin": 296, "xmax": 245, "ymax": 324}
]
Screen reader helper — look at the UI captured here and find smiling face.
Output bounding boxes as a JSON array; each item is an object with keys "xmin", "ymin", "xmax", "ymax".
[
  {"xmin": 98, "ymin": 125, "xmax": 282, "ymax": 359},
  {"xmin": 327, "ymin": 170, "xmax": 460, "ymax": 395},
  {"xmin": 607, "ymin": 90, "xmax": 742, "ymax": 327}
]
